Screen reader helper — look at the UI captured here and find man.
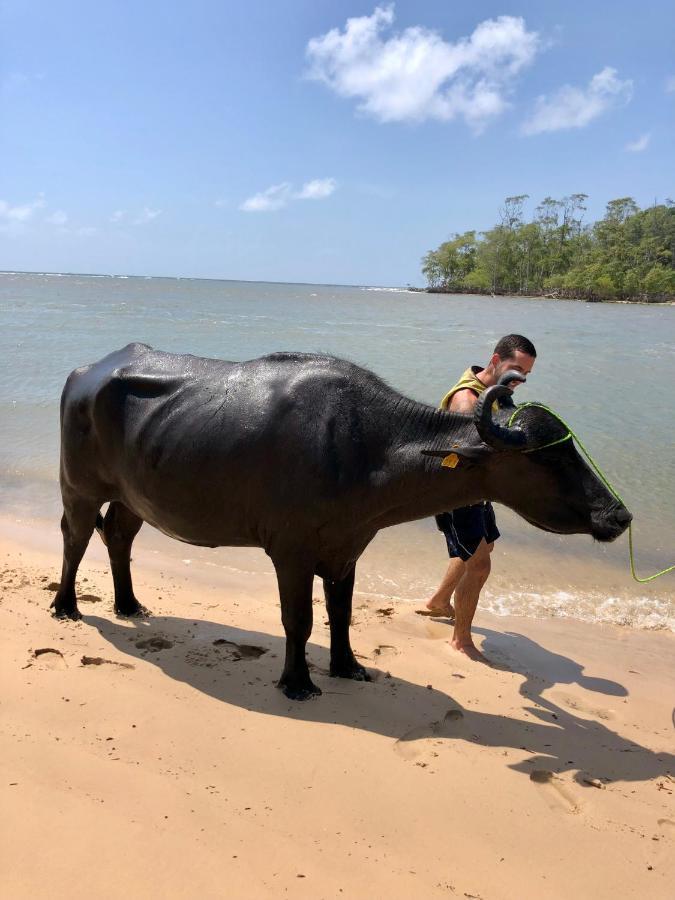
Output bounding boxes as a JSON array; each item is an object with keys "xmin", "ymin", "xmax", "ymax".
[{"xmin": 418, "ymin": 334, "xmax": 537, "ymax": 661}]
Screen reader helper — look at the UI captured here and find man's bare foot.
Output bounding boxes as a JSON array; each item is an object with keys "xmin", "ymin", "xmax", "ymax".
[
  {"xmin": 451, "ymin": 637, "xmax": 489, "ymax": 663},
  {"xmin": 415, "ymin": 600, "xmax": 455, "ymax": 618}
]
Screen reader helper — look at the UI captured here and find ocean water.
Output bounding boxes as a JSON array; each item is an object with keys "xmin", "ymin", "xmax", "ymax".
[{"xmin": 1, "ymin": 272, "xmax": 674, "ymax": 629}]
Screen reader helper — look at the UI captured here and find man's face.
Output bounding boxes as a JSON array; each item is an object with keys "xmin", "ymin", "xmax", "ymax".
[{"xmin": 492, "ymin": 350, "xmax": 535, "ymax": 388}]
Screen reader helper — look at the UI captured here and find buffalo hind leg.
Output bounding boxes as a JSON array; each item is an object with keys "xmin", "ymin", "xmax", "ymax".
[
  {"xmin": 274, "ymin": 560, "xmax": 320, "ymax": 700},
  {"xmin": 52, "ymin": 494, "xmax": 100, "ymax": 620},
  {"xmin": 101, "ymin": 501, "xmax": 149, "ymax": 617},
  {"xmin": 324, "ymin": 568, "xmax": 370, "ymax": 681}
]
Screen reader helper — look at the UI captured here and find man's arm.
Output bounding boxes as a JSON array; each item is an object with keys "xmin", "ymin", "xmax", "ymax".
[{"xmin": 449, "ymin": 388, "xmax": 479, "ymax": 414}]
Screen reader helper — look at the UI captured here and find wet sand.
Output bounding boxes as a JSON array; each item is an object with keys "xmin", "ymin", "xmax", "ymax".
[{"xmin": 1, "ymin": 515, "xmax": 674, "ymax": 899}]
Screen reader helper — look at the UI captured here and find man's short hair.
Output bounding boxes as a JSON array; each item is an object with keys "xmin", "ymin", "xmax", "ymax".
[{"xmin": 493, "ymin": 334, "xmax": 537, "ymax": 360}]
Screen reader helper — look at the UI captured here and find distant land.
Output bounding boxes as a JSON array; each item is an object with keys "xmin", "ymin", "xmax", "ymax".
[{"xmin": 421, "ymin": 195, "xmax": 675, "ymax": 304}]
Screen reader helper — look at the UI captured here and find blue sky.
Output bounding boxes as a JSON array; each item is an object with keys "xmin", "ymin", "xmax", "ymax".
[{"xmin": 1, "ymin": 1, "xmax": 673, "ymax": 285}]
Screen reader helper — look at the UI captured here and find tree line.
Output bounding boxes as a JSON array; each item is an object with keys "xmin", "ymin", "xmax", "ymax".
[{"xmin": 421, "ymin": 195, "xmax": 675, "ymax": 301}]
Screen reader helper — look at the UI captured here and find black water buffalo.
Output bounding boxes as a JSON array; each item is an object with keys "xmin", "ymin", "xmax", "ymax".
[{"xmin": 54, "ymin": 343, "xmax": 631, "ymax": 698}]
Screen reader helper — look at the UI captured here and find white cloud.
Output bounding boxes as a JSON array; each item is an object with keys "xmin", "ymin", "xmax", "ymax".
[
  {"xmin": 133, "ymin": 207, "xmax": 161, "ymax": 225},
  {"xmin": 76, "ymin": 226, "xmax": 98, "ymax": 237},
  {"xmin": 0, "ymin": 194, "xmax": 46, "ymax": 235},
  {"xmin": 666, "ymin": 76, "xmax": 675, "ymax": 94},
  {"xmin": 240, "ymin": 183, "xmax": 293, "ymax": 212},
  {"xmin": 522, "ymin": 66, "xmax": 633, "ymax": 135},
  {"xmin": 305, "ymin": 5, "xmax": 541, "ymax": 131},
  {"xmin": 0, "ymin": 194, "xmax": 45, "ymax": 222},
  {"xmin": 110, "ymin": 209, "xmax": 126, "ymax": 222},
  {"xmin": 46, "ymin": 210, "xmax": 68, "ymax": 226},
  {"xmin": 240, "ymin": 179, "xmax": 337, "ymax": 212},
  {"xmin": 295, "ymin": 178, "xmax": 337, "ymax": 200},
  {"xmin": 625, "ymin": 133, "xmax": 650, "ymax": 153}
]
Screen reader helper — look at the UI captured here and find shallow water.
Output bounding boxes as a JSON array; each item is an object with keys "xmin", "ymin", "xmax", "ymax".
[{"xmin": 1, "ymin": 272, "xmax": 673, "ymax": 629}]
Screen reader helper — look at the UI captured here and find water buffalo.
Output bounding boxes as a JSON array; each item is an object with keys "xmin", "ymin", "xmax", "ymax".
[{"xmin": 53, "ymin": 343, "xmax": 631, "ymax": 698}]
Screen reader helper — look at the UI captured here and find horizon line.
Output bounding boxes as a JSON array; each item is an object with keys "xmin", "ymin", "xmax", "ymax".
[{"xmin": 0, "ymin": 268, "xmax": 418, "ymax": 291}]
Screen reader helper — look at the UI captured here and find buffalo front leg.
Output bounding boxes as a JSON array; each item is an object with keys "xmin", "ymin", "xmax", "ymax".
[
  {"xmin": 274, "ymin": 560, "xmax": 321, "ymax": 700},
  {"xmin": 101, "ymin": 502, "xmax": 149, "ymax": 617},
  {"xmin": 52, "ymin": 493, "xmax": 100, "ymax": 620},
  {"xmin": 324, "ymin": 568, "xmax": 370, "ymax": 682}
]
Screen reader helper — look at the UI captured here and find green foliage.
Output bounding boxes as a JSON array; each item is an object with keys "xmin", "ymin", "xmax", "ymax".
[
  {"xmin": 422, "ymin": 231, "xmax": 478, "ymax": 288},
  {"xmin": 592, "ymin": 274, "xmax": 618, "ymax": 300},
  {"xmin": 642, "ymin": 265, "xmax": 675, "ymax": 293},
  {"xmin": 463, "ymin": 266, "xmax": 491, "ymax": 290},
  {"xmin": 422, "ymin": 196, "xmax": 675, "ymax": 300}
]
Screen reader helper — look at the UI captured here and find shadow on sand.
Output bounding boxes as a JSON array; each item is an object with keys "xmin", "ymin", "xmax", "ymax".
[
  {"xmin": 83, "ymin": 612, "xmax": 674, "ymax": 787},
  {"xmin": 473, "ymin": 625, "xmax": 630, "ymax": 699}
]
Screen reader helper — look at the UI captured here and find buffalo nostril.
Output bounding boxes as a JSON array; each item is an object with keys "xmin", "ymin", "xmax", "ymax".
[{"xmin": 615, "ymin": 507, "xmax": 632, "ymax": 527}]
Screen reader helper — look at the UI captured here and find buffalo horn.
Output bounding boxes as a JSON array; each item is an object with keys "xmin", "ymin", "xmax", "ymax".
[
  {"xmin": 497, "ymin": 369, "xmax": 527, "ymax": 388},
  {"xmin": 474, "ymin": 382, "xmax": 528, "ymax": 450}
]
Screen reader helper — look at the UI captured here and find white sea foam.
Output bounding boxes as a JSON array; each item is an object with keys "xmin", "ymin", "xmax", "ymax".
[
  {"xmin": 362, "ymin": 286, "xmax": 416, "ymax": 293},
  {"xmin": 478, "ymin": 588, "xmax": 675, "ymax": 631}
]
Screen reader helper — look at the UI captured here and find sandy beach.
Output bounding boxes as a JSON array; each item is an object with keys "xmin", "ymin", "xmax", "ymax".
[
  {"xmin": 1, "ymin": 513, "xmax": 674, "ymax": 899},
  {"xmin": 3, "ymin": 0, "xmax": 675, "ymax": 894}
]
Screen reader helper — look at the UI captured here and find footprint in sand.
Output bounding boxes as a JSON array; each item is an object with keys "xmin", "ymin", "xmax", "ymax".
[
  {"xmin": 186, "ymin": 640, "xmax": 268, "ymax": 669},
  {"xmin": 135, "ymin": 636, "xmax": 174, "ymax": 652},
  {"xmin": 552, "ymin": 692, "xmax": 615, "ymax": 721},
  {"xmin": 530, "ymin": 769, "xmax": 581, "ymax": 814},
  {"xmin": 30, "ymin": 647, "xmax": 68, "ymax": 670},
  {"xmin": 394, "ymin": 708, "xmax": 465, "ymax": 761},
  {"xmin": 212, "ymin": 639, "xmax": 268, "ymax": 660},
  {"xmin": 373, "ymin": 644, "xmax": 398, "ymax": 658}
]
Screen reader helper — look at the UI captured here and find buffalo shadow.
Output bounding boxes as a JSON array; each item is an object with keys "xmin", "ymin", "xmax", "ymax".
[{"xmin": 83, "ymin": 612, "xmax": 674, "ymax": 787}]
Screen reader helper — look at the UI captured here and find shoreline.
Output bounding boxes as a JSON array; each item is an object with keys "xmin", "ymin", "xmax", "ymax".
[
  {"xmin": 422, "ymin": 285, "xmax": 675, "ymax": 305},
  {"xmin": 2, "ymin": 514, "xmax": 675, "ymax": 898},
  {"xmin": 2, "ymin": 505, "xmax": 673, "ymax": 633}
]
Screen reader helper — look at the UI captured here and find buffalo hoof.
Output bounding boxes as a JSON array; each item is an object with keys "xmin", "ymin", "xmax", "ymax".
[
  {"xmin": 114, "ymin": 601, "xmax": 151, "ymax": 618},
  {"xmin": 330, "ymin": 661, "xmax": 372, "ymax": 682},
  {"xmin": 277, "ymin": 677, "xmax": 322, "ymax": 701},
  {"xmin": 51, "ymin": 602, "xmax": 82, "ymax": 622}
]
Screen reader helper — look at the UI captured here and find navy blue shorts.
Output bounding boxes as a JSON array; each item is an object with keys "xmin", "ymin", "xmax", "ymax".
[{"xmin": 435, "ymin": 503, "xmax": 500, "ymax": 561}]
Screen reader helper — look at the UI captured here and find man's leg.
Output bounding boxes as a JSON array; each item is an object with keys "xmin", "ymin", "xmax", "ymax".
[
  {"xmin": 423, "ymin": 557, "xmax": 464, "ymax": 616},
  {"xmin": 451, "ymin": 539, "xmax": 493, "ymax": 661}
]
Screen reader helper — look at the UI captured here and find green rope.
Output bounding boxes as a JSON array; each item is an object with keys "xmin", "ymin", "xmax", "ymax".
[{"xmin": 508, "ymin": 401, "xmax": 675, "ymax": 584}]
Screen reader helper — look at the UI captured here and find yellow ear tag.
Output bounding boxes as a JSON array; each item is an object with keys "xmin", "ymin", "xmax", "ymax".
[{"xmin": 441, "ymin": 452, "xmax": 460, "ymax": 469}]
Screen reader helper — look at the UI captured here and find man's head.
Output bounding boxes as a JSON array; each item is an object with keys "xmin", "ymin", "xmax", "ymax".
[{"xmin": 485, "ymin": 334, "xmax": 536, "ymax": 387}]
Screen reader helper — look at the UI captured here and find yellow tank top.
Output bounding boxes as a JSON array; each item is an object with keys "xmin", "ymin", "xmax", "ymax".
[{"xmin": 439, "ymin": 366, "xmax": 487, "ymax": 411}]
